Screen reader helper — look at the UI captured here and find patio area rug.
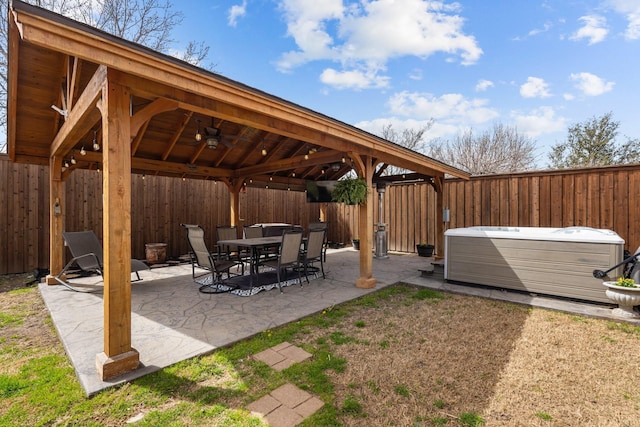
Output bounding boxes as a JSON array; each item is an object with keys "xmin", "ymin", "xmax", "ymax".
[{"xmin": 195, "ymin": 269, "xmax": 318, "ymax": 296}]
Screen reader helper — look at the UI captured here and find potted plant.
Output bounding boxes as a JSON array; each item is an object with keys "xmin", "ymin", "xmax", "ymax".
[
  {"xmin": 416, "ymin": 243, "xmax": 435, "ymax": 257},
  {"xmin": 352, "ymin": 238, "xmax": 360, "ymax": 250},
  {"xmin": 602, "ymin": 277, "xmax": 640, "ymax": 318},
  {"xmin": 332, "ymin": 177, "xmax": 369, "ymax": 205}
]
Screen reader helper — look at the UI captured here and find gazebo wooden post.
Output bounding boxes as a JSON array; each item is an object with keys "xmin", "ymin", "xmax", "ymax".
[
  {"xmin": 95, "ymin": 71, "xmax": 139, "ymax": 380},
  {"xmin": 227, "ymin": 179, "xmax": 244, "ymax": 235},
  {"xmin": 353, "ymin": 154, "xmax": 376, "ymax": 289},
  {"xmin": 319, "ymin": 203, "xmax": 327, "ymax": 222},
  {"xmin": 433, "ymin": 176, "xmax": 445, "ymax": 259},
  {"xmin": 45, "ymin": 155, "xmax": 65, "ymax": 285}
]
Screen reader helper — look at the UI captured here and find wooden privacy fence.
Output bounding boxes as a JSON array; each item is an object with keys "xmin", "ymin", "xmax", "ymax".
[
  {"xmin": 442, "ymin": 164, "xmax": 640, "ymax": 252},
  {"xmin": 2, "ymin": 155, "xmax": 640, "ymax": 274}
]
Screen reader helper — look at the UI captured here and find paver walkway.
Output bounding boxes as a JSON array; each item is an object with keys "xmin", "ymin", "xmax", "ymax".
[{"xmin": 247, "ymin": 343, "xmax": 323, "ymax": 426}]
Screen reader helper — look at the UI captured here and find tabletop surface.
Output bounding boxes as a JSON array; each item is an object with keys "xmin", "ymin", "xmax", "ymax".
[{"xmin": 217, "ymin": 236, "xmax": 284, "ymax": 247}]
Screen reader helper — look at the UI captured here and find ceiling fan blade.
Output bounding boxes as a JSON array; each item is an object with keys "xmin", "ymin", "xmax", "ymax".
[{"xmin": 219, "ymin": 139, "xmax": 235, "ymax": 148}]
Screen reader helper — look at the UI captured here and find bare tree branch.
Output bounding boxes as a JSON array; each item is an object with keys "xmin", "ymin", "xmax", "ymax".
[{"xmin": 427, "ymin": 123, "xmax": 537, "ymax": 175}]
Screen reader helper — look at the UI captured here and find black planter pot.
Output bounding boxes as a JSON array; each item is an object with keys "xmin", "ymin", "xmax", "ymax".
[
  {"xmin": 417, "ymin": 244, "xmax": 434, "ymax": 257},
  {"xmin": 352, "ymin": 239, "xmax": 360, "ymax": 250}
]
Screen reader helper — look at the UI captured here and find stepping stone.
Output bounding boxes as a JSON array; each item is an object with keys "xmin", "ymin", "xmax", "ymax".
[
  {"xmin": 253, "ymin": 342, "xmax": 312, "ymax": 371},
  {"xmin": 246, "ymin": 383, "xmax": 324, "ymax": 427}
]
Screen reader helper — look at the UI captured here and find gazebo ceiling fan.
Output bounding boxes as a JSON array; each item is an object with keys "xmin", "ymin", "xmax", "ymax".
[{"xmin": 193, "ymin": 118, "xmax": 254, "ymax": 149}]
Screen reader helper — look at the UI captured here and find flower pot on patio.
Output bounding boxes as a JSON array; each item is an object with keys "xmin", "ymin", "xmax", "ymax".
[
  {"xmin": 603, "ymin": 281, "xmax": 640, "ymax": 318},
  {"xmin": 352, "ymin": 239, "xmax": 360, "ymax": 250},
  {"xmin": 145, "ymin": 243, "xmax": 167, "ymax": 264},
  {"xmin": 416, "ymin": 244, "xmax": 434, "ymax": 257}
]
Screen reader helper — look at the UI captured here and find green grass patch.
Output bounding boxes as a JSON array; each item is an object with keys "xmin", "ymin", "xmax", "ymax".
[
  {"xmin": 0, "ymin": 311, "xmax": 23, "ymax": 328},
  {"xmin": 394, "ymin": 384, "xmax": 410, "ymax": 397},
  {"xmin": 459, "ymin": 412, "xmax": 484, "ymax": 426},
  {"xmin": 340, "ymin": 395, "xmax": 364, "ymax": 417},
  {"xmin": 606, "ymin": 321, "xmax": 640, "ymax": 337},
  {"xmin": 535, "ymin": 411, "xmax": 553, "ymax": 421},
  {"xmin": 433, "ymin": 399, "xmax": 446, "ymax": 409},
  {"xmin": 411, "ymin": 288, "xmax": 445, "ymax": 301},
  {"xmin": 329, "ymin": 331, "xmax": 357, "ymax": 345}
]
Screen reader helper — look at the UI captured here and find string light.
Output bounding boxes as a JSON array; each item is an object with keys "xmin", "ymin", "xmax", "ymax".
[
  {"xmin": 70, "ymin": 152, "xmax": 77, "ymax": 165},
  {"xmin": 261, "ymin": 144, "xmax": 267, "ymax": 156},
  {"xmin": 80, "ymin": 146, "xmax": 86, "ymax": 156},
  {"xmin": 92, "ymin": 130, "xmax": 100, "ymax": 151},
  {"xmin": 195, "ymin": 120, "xmax": 202, "ymax": 142}
]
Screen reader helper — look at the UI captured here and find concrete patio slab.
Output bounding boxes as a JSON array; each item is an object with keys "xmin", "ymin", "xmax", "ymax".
[{"xmin": 39, "ymin": 248, "xmax": 424, "ymax": 396}]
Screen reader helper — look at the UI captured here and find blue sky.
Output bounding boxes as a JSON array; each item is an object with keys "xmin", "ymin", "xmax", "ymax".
[{"xmin": 173, "ymin": 0, "xmax": 640, "ymax": 169}]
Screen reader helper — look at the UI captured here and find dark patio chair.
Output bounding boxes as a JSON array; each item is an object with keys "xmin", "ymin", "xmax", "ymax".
[
  {"xmin": 257, "ymin": 229, "xmax": 303, "ymax": 293},
  {"xmin": 243, "ymin": 225, "xmax": 263, "ymax": 239},
  {"xmin": 216, "ymin": 226, "xmax": 247, "ymax": 273},
  {"xmin": 302, "ymin": 228, "xmax": 326, "ymax": 282},
  {"xmin": 55, "ymin": 230, "xmax": 149, "ymax": 292},
  {"xmin": 308, "ymin": 221, "xmax": 329, "ymax": 261},
  {"xmin": 182, "ymin": 224, "xmax": 244, "ymax": 294}
]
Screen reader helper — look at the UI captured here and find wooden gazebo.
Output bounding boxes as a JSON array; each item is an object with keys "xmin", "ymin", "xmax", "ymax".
[{"xmin": 7, "ymin": 1, "xmax": 469, "ymax": 380}]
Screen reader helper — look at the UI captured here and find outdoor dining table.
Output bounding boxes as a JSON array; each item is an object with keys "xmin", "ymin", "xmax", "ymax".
[{"xmin": 217, "ymin": 235, "xmax": 283, "ymax": 287}]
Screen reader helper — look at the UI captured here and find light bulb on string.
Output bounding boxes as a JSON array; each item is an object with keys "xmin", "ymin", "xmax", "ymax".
[
  {"xmin": 92, "ymin": 130, "xmax": 100, "ymax": 151},
  {"xmin": 195, "ymin": 120, "xmax": 202, "ymax": 142}
]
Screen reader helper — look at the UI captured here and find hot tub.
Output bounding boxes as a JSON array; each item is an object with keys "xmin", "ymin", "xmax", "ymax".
[{"xmin": 444, "ymin": 226, "xmax": 624, "ymax": 303}]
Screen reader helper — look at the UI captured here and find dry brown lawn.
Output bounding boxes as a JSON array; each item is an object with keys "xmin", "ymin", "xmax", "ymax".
[
  {"xmin": 295, "ymin": 289, "xmax": 640, "ymax": 426},
  {"xmin": 2, "ymin": 273, "xmax": 640, "ymax": 426}
]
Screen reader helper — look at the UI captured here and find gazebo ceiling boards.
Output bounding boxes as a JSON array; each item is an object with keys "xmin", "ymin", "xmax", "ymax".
[{"xmin": 8, "ymin": 2, "xmax": 469, "ymax": 189}]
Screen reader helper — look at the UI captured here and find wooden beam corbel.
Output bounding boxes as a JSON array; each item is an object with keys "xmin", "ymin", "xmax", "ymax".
[
  {"xmin": 130, "ymin": 97, "xmax": 179, "ymax": 140},
  {"xmin": 50, "ymin": 65, "xmax": 106, "ymax": 158}
]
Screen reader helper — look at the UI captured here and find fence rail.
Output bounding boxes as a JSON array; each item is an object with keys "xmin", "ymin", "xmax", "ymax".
[{"xmin": 2, "ymin": 155, "xmax": 639, "ymax": 274}]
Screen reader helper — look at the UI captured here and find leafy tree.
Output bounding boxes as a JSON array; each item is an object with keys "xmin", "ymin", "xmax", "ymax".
[
  {"xmin": 427, "ymin": 122, "xmax": 537, "ymax": 175},
  {"xmin": 0, "ymin": 0, "xmax": 210, "ymax": 152},
  {"xmin": 548, "ymin": 112, "xmax": 640, "ymax": 168}
]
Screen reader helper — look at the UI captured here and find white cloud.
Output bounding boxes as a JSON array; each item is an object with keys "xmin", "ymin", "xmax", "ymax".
[
  {"xmin": 276, "ymin": 0, "xmax": 482, "ymax": 89},
  {"xmin": 563, "ymin": 93, "xmax": 575, "ymax": 101},
  {"xmin": 607, "ymin": 0, "xmax": 640, "ymax": 40},
  {"xmin": 475, "ymin": 79, "xmax": 494, "ymax": 92},
  {"xmin": 528, "ymin": 22, "xmax": 552, "ymax": 37},
  {"xmin": 570, "ymin": 72, "xmax": 615, "ymax": 96},
  {"xmin": 320, "ymin": 68, "xmax": 390, "ymax": 90},
  {"xmin": 228, "ymin": 1, "xmax": 248, "ymax": 27},
  {"xmin": 387, "ymin": 91, "xmax": 499, "ymax": 125},
  {"xmin": 511, "ymin": 106, "xmax": 567, "ymax": 138},
  {"xmin": 570, "ymin": 15, "xmax": 608, "ymax": 44},
  {"xmin": 409, "ymin": 68, "xmax": 423, "ymax": 81},
  {"xmin": 520, "ymin": 77, "xmax": 551, "ymax": 98}
]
